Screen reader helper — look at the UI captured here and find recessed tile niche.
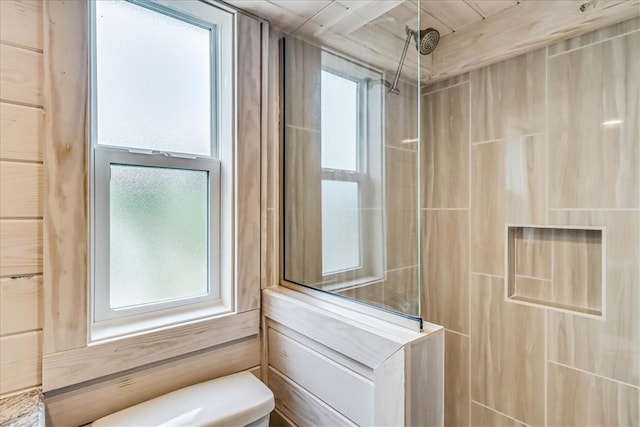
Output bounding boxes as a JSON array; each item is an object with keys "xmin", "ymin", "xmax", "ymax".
[{"xmin": 506, "ymin": 225, "xmax": 605, "ymax": 317}]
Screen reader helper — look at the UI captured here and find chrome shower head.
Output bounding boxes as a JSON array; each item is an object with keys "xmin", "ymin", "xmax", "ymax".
[
  {"xmin": 387, "ymin": 26, "xmax": 440, "ymax": 94},
  {"xmin": 415, "ymin": 27, "xmax": 440, "ymax": 55}
]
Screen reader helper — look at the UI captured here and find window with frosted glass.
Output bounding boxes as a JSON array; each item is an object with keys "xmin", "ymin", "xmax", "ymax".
[
  {"xmin": 321, "ymin": 71, "xmax": 358, "ymax": 171},
  {"xmin": 320, "ymin": 70, "xmax": 363, "ymax": 275},
  {"xmin": 321, "ymin": 180, "xmax": 361, "ymax": 274},
  {"xmin": 91, "ymin": 0, "xmax": 224, "ymax": 331},
  {"xmin": 109, "ymin": 165, "xmax": 209, "ymax": 309},
  {"xmin": 95, "ymin": 0, "xmax": 214, "ymax": 156}
]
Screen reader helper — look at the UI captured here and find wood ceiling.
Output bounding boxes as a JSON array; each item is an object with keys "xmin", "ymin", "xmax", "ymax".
[{"xmin": 224, "ymin": 0, "xmax": 640, "ymax": 83}]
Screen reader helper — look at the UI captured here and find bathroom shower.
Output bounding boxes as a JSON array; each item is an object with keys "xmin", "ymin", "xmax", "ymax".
[{"xmin": 387, "ymin": 26, "xmax": 439, "ymax": 93}]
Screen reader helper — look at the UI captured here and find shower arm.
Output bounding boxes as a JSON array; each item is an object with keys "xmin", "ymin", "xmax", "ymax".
[{"xmin": 388, "ymin": 27, "xmax": 414, "ymax": 94}]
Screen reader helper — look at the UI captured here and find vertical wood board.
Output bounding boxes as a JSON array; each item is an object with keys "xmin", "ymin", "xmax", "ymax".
[{"xmin": 42, "ymin": 0, "xmax": 88, "ymax": 354}]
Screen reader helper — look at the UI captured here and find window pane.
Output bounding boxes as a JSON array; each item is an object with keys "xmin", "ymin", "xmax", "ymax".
[
  {"xmin": 322, "ymin": 180, "xmax": 361, "ymax": 274},
  {"xmin": 110, "ymin": 165, "xmax": 208, "ymax": 309},
  {"xmin": 96, "ymin": 1, "xmax": 212, "ymax": 156},
  {"xmin": 321, "ymin": 71, "xmax": 358, "ymax": 171}
]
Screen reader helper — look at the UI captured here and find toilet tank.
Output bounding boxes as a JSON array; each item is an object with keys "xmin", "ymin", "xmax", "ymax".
[{"xmin": 91, "ymin": 372, "xmax": 274, "ymax": 427}]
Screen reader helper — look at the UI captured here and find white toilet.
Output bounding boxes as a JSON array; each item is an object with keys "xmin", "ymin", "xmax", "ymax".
[{"xmin": 91, "ymin": 372, "xmax": 275, "ymax": 427}]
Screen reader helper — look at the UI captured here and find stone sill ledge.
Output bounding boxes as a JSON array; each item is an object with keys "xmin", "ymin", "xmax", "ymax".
[{"xmin": 0, "ymin": 389, "xmax": 43, "ymax": 427}]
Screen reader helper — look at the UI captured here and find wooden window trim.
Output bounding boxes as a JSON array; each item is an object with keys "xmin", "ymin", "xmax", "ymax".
[{"xmin": 42, "ymin": 0, "xmax": 262, "ymax": 393}]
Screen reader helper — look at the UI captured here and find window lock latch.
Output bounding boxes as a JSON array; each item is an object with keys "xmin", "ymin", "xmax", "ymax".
[{"xmin": 127, "ymin": 149, "xmax": 197, "ymax": 160}]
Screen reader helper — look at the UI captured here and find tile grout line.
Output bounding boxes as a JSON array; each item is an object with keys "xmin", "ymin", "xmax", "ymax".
[
  {"xmin": 544, "ymin": 45, "xmax": 549, "ymax": 427},
  {"xmin": 471, "ymin": 132, "xmax": 544, "ymax": 146},
  {"xmin": 385, "ymin": 145, "xmax": 418, "ymax": 154},
  {"xmin": 421, "ymin": 208, "xmax": 469, "ymax": 211},
  {"xmin": 283, "ymin": 123, "xmax": 320, "ymax": 133},
  {"xmin": 445, "ymin": 328, "xmax": 469, "ymax": 338},
  {"xmin": 467, "ymin": 74, "xmax": 473, "ymax": 427},
  {"xmin": 547, "ymin": 27, "xmax": 640, "ymax": 59},
  {"xmin": 471, "ymin": 272, "xmax": 503, "ymax": 280},
  {"xmin": 548, "ymin": 208, "xmax": 640, "ymax": 212},
  {"xmin": 548, "ymin": 360, "xmax": 640, "ymax": 390},
  {"xmin": 470, "ymin": 400, "xmax": 531, "ymax": 426},
  {"xmin": 514, "ymin": 273, "xmax": 552, "ymax": 282},
  {"xmin": 422, "ymin": 79, "xmax": 470, "ymax": 97}
]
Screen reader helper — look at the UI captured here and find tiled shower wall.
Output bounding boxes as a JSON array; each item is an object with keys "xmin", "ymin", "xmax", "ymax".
[{"xmin": 422, "ymin": 18, "xmax": 639, "ymax": 426}]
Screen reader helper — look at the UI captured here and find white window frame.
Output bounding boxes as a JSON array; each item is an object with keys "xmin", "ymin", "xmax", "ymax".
[
  {"xmin": 89, "ymin": 0, "xmax": 235, "ymax": 341},
  {"xmin": 320, "ymin": 51, "xmax": 385, "ymax": 289}
]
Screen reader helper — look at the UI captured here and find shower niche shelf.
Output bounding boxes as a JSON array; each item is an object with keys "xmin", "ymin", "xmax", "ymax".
[{"xmin": 505, "ymin": 225, "xmax": 605, "ymax": 317}]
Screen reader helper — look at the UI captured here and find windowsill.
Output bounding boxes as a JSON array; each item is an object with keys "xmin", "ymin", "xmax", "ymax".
[
  {"xmin": 90, "ymin": 302, "xmax": 233, "ymax": 343},
  {"xmin": 43, "ymin": 309, "xmax": 260, "ymax": 392}
]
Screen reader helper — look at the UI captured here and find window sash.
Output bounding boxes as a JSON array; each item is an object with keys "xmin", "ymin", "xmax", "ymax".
[
  {"xmin": 319, "ymin": 89, "xmax": 371, "ymax": 279},
  {"xmin": 92, "ymin": 0, "xmax": 219, "ymax": 158},
  {"xmin": 92, "ymin": 147, "xmax": 221, "ymax": 325},
  {"xmin": 88, "ymin": 0, "xmax": 234, "ymax": 338}
]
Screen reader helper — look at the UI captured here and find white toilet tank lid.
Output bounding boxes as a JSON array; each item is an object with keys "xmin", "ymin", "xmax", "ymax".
[{"xmin": 91, "ymin": 372, "xmax": 275, "ymax": 427}]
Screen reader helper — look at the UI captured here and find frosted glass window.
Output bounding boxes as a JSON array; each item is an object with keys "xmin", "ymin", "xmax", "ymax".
[
  {"xmin": 109, "ymin": 165, "xmax": 209, "ymax": 309},
  {"xmin": 321, "ymin": 71, "xmax": 358, "ymax": 171},
  {"xmin": 322, "ymin": 180, "xmax": 361, "ymax": 274},
  {"xmin": 96, "ymin": 0, "xmax": 213, "ymax": 156}
]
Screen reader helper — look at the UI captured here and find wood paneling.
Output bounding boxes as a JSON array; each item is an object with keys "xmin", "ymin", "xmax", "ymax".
[
  {"xmin": 0, "ymin": 331, "xmax": 41, "ymax": 395},
  {"xmin": 0, "ymin": 103, "xmax": 43, "ymax": 162},
  {"xmin": 45, "ymin": 338, "xmax": 260, "ymax": 427},
  {"xmin": 0, "ymin": 161, "xmax": 42, "ymax": 218},
  {"xmin": 236, "ymin": 13, "xmax": 262, "ymax": 312},
  {"xmin": 0, "ymin": 219, "xmax": 42, "ymax": 277},
  {"xmin": 42, "ymin": 0, "xmax": 88, "ymax": 354},
  {"xmin": 0, "ymin": 0, "xmax": 43, "ymax": 51},
  {"xmin": 226, "ymin": 0, "xmax": 637, "ymax": 85},
  {"xmin": 0, "ymin": 0, "xmax": 45, "ymax": 403},
  {"xmin": 0, "ymin": 44, "xmax": 42, "ymax": 106},
  {"xmin": 422, "ymin": 1, "xmax": 481, "ymax": 31},
  {"xmin": 463, "ymin": 1, "xmax": 517, "ymax": 19},
  {"xmin": 268, "ymin": 367, "xmax": 355, "ymax": 427},
  {"xmin": 431, "ymin": 0, "xmax": 640, "ymax": 81},
  {"xmin": 225, "ymin": 0, "xmax": 331, "ymax": 33},
  {"xmin": 0, "ymin": 275, "xmax": 42, "ymax": 335},
  {"xmin": 43, "ymin": 309, "xmax": 260, "ymax": 391}
]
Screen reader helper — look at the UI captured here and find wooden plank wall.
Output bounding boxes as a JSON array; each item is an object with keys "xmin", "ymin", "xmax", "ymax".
[{"xmin": 0, "ymin": 0, "xmax": 44, "ymax": 397}]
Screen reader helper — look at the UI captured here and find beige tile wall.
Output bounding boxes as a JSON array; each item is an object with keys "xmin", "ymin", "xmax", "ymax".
[{"xmin": 422, "ymin": 17, "xmax": 640, "ymax": 426}]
